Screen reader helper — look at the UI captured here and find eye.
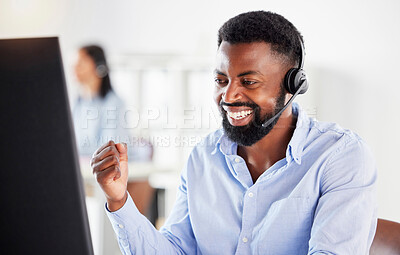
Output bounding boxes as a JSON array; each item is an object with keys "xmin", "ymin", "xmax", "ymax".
[
  {"xmin": 214, "ymin": 78, "xmax": 228, "ymax": 86},
  {"xmin": 242, "ymin": 79, "xmax": 257, "ymax": 86}
]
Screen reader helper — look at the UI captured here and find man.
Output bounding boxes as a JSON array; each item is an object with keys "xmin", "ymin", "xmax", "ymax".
[{"xmin": 91, "ymin": 11, "xmax": 377, "ymax": 254}]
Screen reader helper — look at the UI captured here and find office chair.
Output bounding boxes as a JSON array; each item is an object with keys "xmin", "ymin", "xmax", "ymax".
[{"xmin": 370, "ymin": 218, "xmax": 400, "ymax": 255}]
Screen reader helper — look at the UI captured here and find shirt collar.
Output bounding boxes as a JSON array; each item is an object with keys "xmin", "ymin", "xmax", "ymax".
[
  {"xmin": 286, "ymin": 102, "xmax": 311, "ymax": 164},
  {"xmin": 213, "ymin": 130, "xmax": 237, "ymax": 156},
  {"xmin": 214, "ymin": 102, "xmax": 311, "ymax": 164}
]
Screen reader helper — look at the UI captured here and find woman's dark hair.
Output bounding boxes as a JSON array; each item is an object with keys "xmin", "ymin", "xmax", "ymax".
[{"xmin": 81, "ymin": 45, "xmax": 112, "ymax": 98}]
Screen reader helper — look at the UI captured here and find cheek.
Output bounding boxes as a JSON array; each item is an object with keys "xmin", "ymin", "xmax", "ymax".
[
  {"xmin": 74, "ymin": 63, "xmax": 85, "ymax": 79},
  {"xmin": 260, "ymin": 98, "xmax": 277, "ymax": 112},
  {"xmin": 254, "ymin": 91, "xmax": 281, "ymax": 115},
  {"xmin": 213, "ymin": 86, "xmax": 223, "ymax": 106},
  {"xmin": 81, "ymin": 61, "xmax": 93, "ymax": 72}
]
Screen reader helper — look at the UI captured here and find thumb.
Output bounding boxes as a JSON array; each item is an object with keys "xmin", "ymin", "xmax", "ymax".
[{"xmin": 115, "ymin": 142, "xmax": 128, "ymax": 161}]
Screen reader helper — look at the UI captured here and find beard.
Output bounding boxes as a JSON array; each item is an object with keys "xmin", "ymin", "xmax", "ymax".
[{"xmin": 220, "ymin": 87, "xmax": 287, "ymax": 147}]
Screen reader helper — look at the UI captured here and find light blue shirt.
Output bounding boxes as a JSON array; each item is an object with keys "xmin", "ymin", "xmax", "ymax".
[{"xmin": 106, "ymin": 103, "xmax": 377, "ymax": 254}]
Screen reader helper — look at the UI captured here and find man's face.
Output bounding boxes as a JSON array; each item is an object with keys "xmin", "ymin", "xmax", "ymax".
[{"xmin": 213, "ymin": 41, "xmax": 289, "ymax": 146}]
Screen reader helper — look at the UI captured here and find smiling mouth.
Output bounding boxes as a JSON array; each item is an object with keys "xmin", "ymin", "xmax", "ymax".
[{"xmin": 227, "ymin": 110, "xmax": 253, "ymax": 120}]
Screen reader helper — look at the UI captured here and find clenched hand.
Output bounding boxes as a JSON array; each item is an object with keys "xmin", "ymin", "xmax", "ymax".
[{"xmin": 91, "ymin": 140, "xmax": 129, "ymax": 211}]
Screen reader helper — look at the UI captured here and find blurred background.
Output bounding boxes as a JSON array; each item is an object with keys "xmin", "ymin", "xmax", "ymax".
[{"xmin": 1, "ymin": 0, "xmax": 399, "ymax": 254}]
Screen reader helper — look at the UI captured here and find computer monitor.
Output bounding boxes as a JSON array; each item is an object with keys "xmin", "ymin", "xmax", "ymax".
[{"xmin": 0, "ymin": 37, "xmax": 94, "ymax": 255}]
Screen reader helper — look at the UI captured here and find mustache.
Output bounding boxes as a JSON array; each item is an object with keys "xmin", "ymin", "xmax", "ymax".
[{"xmin": 219, "ymin": 101, "xmax": 259, "ymax": 110}]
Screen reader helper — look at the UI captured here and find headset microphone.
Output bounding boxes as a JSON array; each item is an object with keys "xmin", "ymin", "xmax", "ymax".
[{"xmin": 261, "ymin": 37, "xmax": 309, "ymax": 128}]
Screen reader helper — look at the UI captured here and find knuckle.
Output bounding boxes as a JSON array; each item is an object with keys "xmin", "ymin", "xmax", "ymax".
[
  {"xmin": 90, "ymin": 158, "xmax": 95, "ymax": 167},
  {"xmin": 92, "ymin": 164, "xmax": 99, "ymax": 174},
  {"xmin": 95, "ymin": 172, "xmax": 103, "ymax": 182},
  {"xmin": 92, "ymin": 149, "xmax": 98, "ymax": 158},
  {"xmin": 113, "ymin": 156, "xmax": 119, "ymax": 164},
  {"xmin": 92, "ymin": 162, "xmax": 103, "ymax": 174},
  {"xmin": 106, "ymin": 146, "xmax": 113, "ymax": 154},
  {"xmin": 96, "ymin": 171, "xmax": 109, "ymax": 184}
]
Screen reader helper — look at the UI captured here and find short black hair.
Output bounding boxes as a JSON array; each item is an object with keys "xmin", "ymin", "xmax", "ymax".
[{"xmin": 218, "ymin": 11, "xmax": 303, "ymax": 68}]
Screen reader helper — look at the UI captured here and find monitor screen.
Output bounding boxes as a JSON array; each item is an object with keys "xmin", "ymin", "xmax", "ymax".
[{"xmin": 0, "ymin": 37, "xmax": 94, "ymax": 255}]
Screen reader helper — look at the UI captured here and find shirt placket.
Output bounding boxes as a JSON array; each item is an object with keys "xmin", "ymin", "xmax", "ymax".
[
  {"xmin": 236, "ymin": 186, "xmax": 257, "ymax": 255},
  {"xmin": 229, "ymin": 155, "xmax": 257, "ymax": 255}
]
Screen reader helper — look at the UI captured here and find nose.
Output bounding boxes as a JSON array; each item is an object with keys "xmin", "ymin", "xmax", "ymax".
[{"xmin": 222, "ymin": 80, "xmax": 242, "ymax": 103}]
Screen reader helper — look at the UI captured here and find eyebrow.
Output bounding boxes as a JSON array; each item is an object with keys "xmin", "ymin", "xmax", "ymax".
[
  {"xmin": 214, "ymin": 69, "xmax": 227, "ymax": 76},
  {"xmin": 237, "ymin": 71, "xmax": 262, "ymax": 77},
  {"xmin": 214, "ymin": 69, "xmax": 263, "ymax": 77}
]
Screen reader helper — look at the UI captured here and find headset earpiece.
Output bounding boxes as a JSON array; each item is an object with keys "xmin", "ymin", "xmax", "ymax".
[
  {"xmin": 95, "ymin": 62, "xmax": 108, "ymax": 78},
  {"xmin": 284, "ymin": 68, "xmax": 308, "ymax": 95},
  {"xmin": 283, "ymin": 37, "xmax": 309, "ymax": 95}
]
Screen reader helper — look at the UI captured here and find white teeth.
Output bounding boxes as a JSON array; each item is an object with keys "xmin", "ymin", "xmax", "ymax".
[{"xmin": 228, "ymin": 110, "xmax": 252, "ymax": 120}]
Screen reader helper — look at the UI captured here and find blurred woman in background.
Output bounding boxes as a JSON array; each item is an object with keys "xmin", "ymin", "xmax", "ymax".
[
  {"xmin": 73, "ymin": 45, "xmax": 155, "ymax": 219},
  {"xmin": 73, "ymin": 45, "xmax": 152, "ymax": 160},
  {"xmin": 73, "ymin": 45, "xmax": 127, "ymax": 156}
]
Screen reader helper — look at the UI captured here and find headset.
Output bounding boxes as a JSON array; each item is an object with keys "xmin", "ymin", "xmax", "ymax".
[
  {"xmin": 95, "ymin": 61, "xmax": 108, "ymax": 78},
  {"xmin": 261, "ymin": 37, "xmax": 309, "ymax": 127}
]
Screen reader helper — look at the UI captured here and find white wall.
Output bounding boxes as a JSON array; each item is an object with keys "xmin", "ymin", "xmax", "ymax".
[{"xmin": 1, "ymin": 0, "xmax": 399, "ymax": 224}]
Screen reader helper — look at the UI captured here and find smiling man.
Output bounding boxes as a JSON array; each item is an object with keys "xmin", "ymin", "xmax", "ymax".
[{"xmin": 91, "ymin": 11, "xmax": 377, "ymax": 254}]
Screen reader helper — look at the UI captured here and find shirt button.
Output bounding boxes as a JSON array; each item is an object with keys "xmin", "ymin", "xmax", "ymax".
[
  {"xmin": 234, "ymin": 157, "xmax": 241, "ymax": 163},
  {"xmin": 118, "ymin": 224, "xmax": 124, "ymax": 229},
  {"xmin": 242, "ymin": 237, "xmax": 248, "ymax": 243},
  {"xmin": 248, "ymin": 192, "xmax": 254, "ymax": 197}
]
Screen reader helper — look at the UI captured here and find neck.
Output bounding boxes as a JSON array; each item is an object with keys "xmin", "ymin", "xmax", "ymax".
[
  {"xmin": 81, "ymin": 77, "xmax": 102, "ymax": 99},
  {"xmin": 237, "ymin": 105, "xmax": 296, "ymax": 183}
]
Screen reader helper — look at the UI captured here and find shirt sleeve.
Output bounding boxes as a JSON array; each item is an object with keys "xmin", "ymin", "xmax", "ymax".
[
  {"xmin": 105, "ymin": 161, "xmax": 197, "ymax": 254},
  {"xmin": 308, "ymin": 138, "xmax": 378, "ymax": 255}
]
